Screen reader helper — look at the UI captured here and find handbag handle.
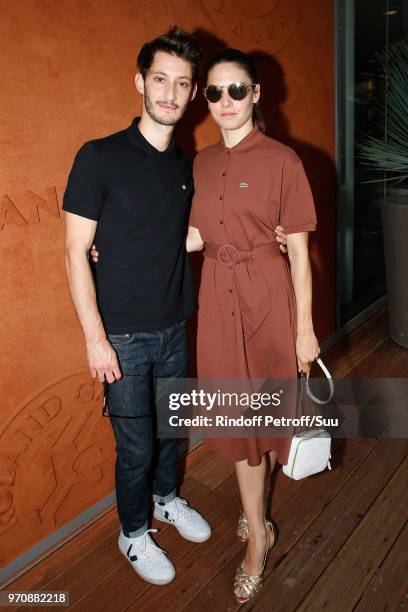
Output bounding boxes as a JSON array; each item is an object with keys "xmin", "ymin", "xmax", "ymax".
[{"xmin": 305, "ymin": 357, "xmax": 334, "ymax": 405}]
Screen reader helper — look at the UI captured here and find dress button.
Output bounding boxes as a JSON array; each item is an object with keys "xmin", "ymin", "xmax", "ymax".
[
  {"xmin": 219, "ymin": 195, "xmax": 223, "ymax": 200},
  {"xmin": 232, "ymin": 311, "xmax": 235, "ymax": 316},
  {"xmin": 220, "ymin": 219, "xmax": 224, "ymax": 224},
  {"xmin": 229, "ymin": 289, "xmax": 232, "ymax": 293},
  {"xmin": 222, "ymin": 172, "xmax": 226, "ymax": 176}
]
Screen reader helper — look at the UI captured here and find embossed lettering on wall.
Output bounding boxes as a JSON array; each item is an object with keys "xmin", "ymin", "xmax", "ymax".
[
  {"xmin": 0, "ymin": 372, "xmax": 114, "ymax": 564},
  {"xmin": 202, "ymin": 0, "xmax": 302, "ymax": 51},
  {"xmin": 0, "ymin": 187, "xmax": 60, "ymax": 232}
]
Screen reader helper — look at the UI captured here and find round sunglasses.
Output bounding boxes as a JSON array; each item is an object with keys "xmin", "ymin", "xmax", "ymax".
[{"xmin": 203, "ymin": 81, "xmax": 257, "ymax": 103}]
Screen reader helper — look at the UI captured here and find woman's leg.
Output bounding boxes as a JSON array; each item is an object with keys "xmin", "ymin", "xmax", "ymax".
[
  {"xmin": 237, "ymin": 449, "xmax": 279, "ymax": 541},
  {"xmin": 235, "ymin": 454, "xmax": 275, "ymax": 578}
]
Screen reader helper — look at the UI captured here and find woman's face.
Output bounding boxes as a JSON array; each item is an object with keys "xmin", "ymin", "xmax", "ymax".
[{"xmin": 205, "ymin": 61, "xmax": 260, "ymax": 132}]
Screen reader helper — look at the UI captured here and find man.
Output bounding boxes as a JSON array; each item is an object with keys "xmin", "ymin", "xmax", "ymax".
[{"xmin": 63, "ymin": 27, "xmax": 210, "ymax": 586}]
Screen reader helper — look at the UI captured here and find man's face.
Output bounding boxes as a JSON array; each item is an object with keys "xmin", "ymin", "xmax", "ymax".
[{"xmin": 136, "ymin": 51, "xmax": 196, "ymax": 126}]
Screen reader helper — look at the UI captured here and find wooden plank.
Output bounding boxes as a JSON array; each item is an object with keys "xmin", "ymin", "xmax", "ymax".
[
  {"xmin": 7, "ymin": 508, "xmax": 119, "ymax": 592},
  {"xmin": 354, "ymin": 521, "xmax": 408, "ymax": 612},
  {"xmin": 182, "ymin": 442, "xmax": 206, "ymax": 469},
  {"xmin": 145, "ymin": 438, "xmax": 378, "ymax": 611},
  {"xmin": 253, "ymin": 439, "xmax": 408, "ymax": 610},
  {"xmin": 322, "ymin": 309, "xmax": 388, "ymax": 379},
  {"xmin": 349, "ymin": 338, "xmax": 408, "ymax": 377},
  {"xmin": 68, "ymin": 473, "xmax": 240, "ymax": 611},
  {"xmin": 185, "ymin": 448, "xmax": 235, "ymax": 490},
  {"xmin": 297, "ymin": 454, "xmax": 408, "ymax": 611}
]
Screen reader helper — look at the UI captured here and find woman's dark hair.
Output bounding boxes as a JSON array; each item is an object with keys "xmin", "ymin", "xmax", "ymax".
[
  {"xmin": 137, "ymin": 26, "xmax": 202, "ymax": 84},
  {"xmin": 207, "ymin": 48, "xmax": 266, "ymax": 133}
]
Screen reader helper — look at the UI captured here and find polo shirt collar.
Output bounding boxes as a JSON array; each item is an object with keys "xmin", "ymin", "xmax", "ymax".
[{"xmin": 127, "ymin": 116, "xmax": 177, "ymax": 156}]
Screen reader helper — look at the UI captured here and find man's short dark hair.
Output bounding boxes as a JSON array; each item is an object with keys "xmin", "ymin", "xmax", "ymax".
[{"xmin": 137, "ymin": 26, "xmax": 202, "ymax": 84}]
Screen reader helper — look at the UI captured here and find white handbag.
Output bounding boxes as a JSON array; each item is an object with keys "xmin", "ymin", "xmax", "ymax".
[{"xmin": 282, "ymin": 357, "xmax": 334, "ymax": 480}]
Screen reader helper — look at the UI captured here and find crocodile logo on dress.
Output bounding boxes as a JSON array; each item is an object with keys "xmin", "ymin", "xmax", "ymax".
[
  {"xmin": 240, "ymin": 182, "xmax": 249, "ymax": 188},
  {"xmin": 181, "ymin": 184, "xmax": 187, "ymax": 190}
]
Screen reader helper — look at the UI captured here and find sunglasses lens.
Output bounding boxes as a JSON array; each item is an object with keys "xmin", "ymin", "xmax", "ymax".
[
  {"xmin": 228, "ymin": 83, "xmax": 249, "ymax": 100},
  {"xmin": 205, "ymin": 86, "xmax": 222, "ymax": 103}
]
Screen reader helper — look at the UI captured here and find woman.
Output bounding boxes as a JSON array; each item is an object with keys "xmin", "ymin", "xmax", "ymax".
[{"xmin": 187, "ymin": 48, "xmax": 320, "ymax": 604}]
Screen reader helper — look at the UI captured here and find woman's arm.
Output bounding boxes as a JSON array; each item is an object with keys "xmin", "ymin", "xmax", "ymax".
[
  {"xmin": 89, "ymin": 224, "xmax": 206, "ymax": 260},
  {"xmin": 186, "ymin": 225, "xmax": 205, "ymax": 252},
  {"xmin": 286, "ymin": 232, "xmax": 320, "ymax": 373}
]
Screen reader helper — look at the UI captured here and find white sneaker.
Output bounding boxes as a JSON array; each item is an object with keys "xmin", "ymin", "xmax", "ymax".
[
  {"xmin": 154, "ymin": 497, "xmax": 211, "ymax": 543},
  {"xmin": 118, "ymin": 528, "xmax": 175, "ymax": 585}
]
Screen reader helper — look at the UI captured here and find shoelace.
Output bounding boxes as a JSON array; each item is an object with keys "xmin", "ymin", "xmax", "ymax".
[
  {"xmin": 168, "ymin": 497, "xmax": 193, "ymax": 522},
  {"xmin": 135, "ymin": 529, "xmax": 167, "ymax": 567}
]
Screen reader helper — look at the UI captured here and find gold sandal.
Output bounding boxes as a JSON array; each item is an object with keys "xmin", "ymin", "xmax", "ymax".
[
  {"xmin": 234, "ymin": 521, "xmax": 276, "ymax": 605},
  {"xmin": 236, "ymin": 510, "xmax": 249, "ymax": 542}
]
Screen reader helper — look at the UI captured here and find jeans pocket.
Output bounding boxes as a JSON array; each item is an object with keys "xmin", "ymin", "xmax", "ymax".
[{"xmin": 108, "ymin": 333, "xmax": 135, "ymax": 347}]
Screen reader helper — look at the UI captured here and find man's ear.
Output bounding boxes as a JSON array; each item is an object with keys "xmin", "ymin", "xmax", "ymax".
[
  {"xmin": 135, "ymin": 72, "xmax": 144, "ymax": 95},
  {"xmin": 190, "ymin": 82, "xmax": 198, "ymax": 102}
]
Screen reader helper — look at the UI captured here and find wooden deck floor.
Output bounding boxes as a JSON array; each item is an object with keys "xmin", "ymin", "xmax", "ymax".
[{"xmin": 6, "ymin": 308, "xmax": 408, "ymax": 611}]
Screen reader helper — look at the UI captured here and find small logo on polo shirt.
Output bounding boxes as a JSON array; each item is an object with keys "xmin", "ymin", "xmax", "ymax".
[
  {"xmin": 181, "ymin": 184, "xmax": 187, "ymax": 190},
  {"xmin": 240, "ymin": 182, "xmax": 249, "ymax": 188}
]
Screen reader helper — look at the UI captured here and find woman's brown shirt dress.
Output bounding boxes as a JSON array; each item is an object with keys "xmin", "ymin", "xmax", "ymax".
[{"xmin": 189, "ymin": 127, "xmax": 317, "ymax": 466}]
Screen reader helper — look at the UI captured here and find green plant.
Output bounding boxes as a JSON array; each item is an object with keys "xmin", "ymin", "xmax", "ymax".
[{"xmin": 358, "ymin": 38, "xmax": 408, "ymax": 185}]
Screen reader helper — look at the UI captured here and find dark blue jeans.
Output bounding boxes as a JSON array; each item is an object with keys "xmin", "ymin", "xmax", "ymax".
[{"xmin": 106, "ymin": 319, "xmax": 188, "ymax": 537}]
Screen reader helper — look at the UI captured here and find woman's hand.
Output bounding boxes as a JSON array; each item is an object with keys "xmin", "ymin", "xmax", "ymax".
[
  {"xmin": 296, "ymin": 329, "xmax": 320, "ymax": 374},
  {"xmin": 90, "ymin": 244, "xmax": 99, "ymax": 263}
]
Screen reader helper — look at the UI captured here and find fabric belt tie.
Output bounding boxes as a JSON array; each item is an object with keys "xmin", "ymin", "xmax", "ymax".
[{"xmin": 204, "ymin": 242, "xmax": 281, "ymax": 342}]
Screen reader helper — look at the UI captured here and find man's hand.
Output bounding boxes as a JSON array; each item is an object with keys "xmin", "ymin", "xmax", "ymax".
[
  {"xmin": 90, "ymin": 244, "xmax": 99, "ymax": 263},
  {"xmin": 275, "ymin": 226, "xmax": 288, "ymax": 253},
  {"xmin": 86, "ymin": 337, "xmax": 122, "ymax": 383}
]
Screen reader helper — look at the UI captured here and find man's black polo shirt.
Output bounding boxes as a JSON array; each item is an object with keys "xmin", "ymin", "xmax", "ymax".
[{"xmin": 63, "ymin": 117, "xmax": 196, "ymax": 333}]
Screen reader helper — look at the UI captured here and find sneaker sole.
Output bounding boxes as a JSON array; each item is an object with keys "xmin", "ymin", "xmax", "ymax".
[
  {"xmin": 118, "ymin": 544, "xmax": 175, "ymax": 585},
  {"xmin": 153, "ymin": 512, "xmax": 211, "ymax": 543}
]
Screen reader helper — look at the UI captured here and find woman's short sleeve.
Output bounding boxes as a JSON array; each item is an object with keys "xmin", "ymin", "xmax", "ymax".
[{"xmin": 279, "ymin": 153, "xmax": 317, "ymax": 234}]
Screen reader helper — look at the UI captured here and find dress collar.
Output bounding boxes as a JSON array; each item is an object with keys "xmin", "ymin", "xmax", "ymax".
[
  {"xmin": 219, "ymin": 125, "xmax": 265, "ymax": 153},
  {"xmin": 127, "ymin": 117, "xmax": 177, "ymax": 156}
]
